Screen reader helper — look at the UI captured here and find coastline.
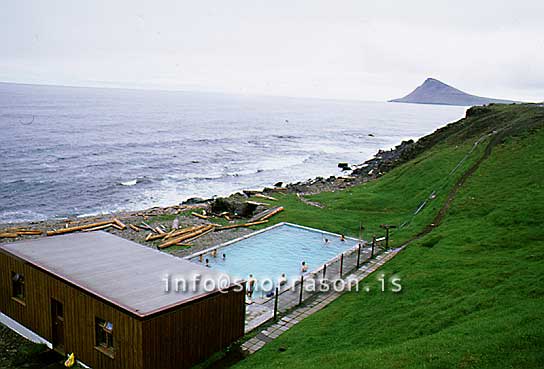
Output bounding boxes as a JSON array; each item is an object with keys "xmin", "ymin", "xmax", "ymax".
[{"xmin": 0, "ymin": 132, "xmax": 430, "ymax": 256}]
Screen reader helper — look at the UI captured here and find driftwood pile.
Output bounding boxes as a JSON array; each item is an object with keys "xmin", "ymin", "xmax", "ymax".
[
  {"xmin": 132, "ymin": 204, "xmax": 208, "ymax": 219},
  {"xmin": 1, "ymin": 198, "xmax": 286, "ymax": 251},
  {"xmin": 157, "ymin": 225, "xmax": 215, "ymax": 249},
  {"xmin": 142, "ymin": 205, "xmax": 284, "ymax": 249}
]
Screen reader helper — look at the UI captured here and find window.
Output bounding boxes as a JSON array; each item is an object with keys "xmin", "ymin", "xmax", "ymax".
[
  {"xmin": 11, "ymin": 272, "xmax": 25, "ymax": 302},
  {"xmin": 95, "ymin": 318, "xmax": 114, "ymax": 357}
]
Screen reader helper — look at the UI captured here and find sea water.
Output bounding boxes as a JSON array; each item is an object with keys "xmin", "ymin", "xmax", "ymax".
[{"xmin": 0, "ymin": 82, "xmax": 466, "ymax": 222}]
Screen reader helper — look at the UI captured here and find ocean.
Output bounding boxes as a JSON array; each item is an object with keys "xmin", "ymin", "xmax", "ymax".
[{"xmin": 0, "ymin": 82, "xmax": 467, "ymax": 223}]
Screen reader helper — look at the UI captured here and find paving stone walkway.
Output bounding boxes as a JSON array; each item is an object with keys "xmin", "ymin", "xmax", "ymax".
[
  {"xmin": 243, "ymin": 244, "xmax": 373, "ymax": 331},
  {"xmin": 241, "ymin": 247, "xmax": 403, "ymax": 354}
]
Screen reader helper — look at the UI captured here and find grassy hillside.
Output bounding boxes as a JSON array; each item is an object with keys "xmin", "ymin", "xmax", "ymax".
[{"xmin": 233, "ymin": 104, "xmax": 544, "ymax": 369}]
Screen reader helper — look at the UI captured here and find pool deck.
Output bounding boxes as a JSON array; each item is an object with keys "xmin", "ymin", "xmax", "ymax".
[{"xmin": 241, "ymin": 245, "xmax": 404, "ymax": 353}]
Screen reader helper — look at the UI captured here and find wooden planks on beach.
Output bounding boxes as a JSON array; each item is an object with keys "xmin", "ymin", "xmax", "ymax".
[
  {"xmin": 82, "ymin": 224, "xmax": 113, "ymax": 232},
  {"xmin": 13, "ymin": 230, "xmax": 43, "ymax": 235},
  {"xmin": 113, "ymin": 218, "xmax": 127, "ymax": 230},
  {"xmin": 191, "ymin": 212, "xmax": 209, "ymax": 220},
  {"xmin": 158, "ymin": 225, "xmax": 215, "ymax": 249},
  {"xmin": 248, "ymin": 206, "xmax": 284, "ymax": 222},
  {"xmin": 1, "ymin": 229, "xmax": 44, "ymax": 239},
  {"xmin": 46, "ymin": 220, "xmax": 114, "ymax": 236},
  {"xmin": 261, "ymin": 206, "xmax": 284, "ymax": 220},
  {"xmin": 214, "ymin": 220, "xmax": 269, "ymax": 231},
  {"xmin": 254, "ymin": 193, "xmax": 278, "ymax": 201},
  {"xmin": 245, "ymin": 200, "xmax": 270, "ymax": 207},
  {"xmin": 0, "ymin": 233, "xmax": 19, "ymax": 239}
]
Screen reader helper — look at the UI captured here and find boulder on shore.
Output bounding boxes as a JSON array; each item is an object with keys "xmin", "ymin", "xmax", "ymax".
[{"xmin": 211, "ymin": 196, "xmax": 259, "ymax": 218}]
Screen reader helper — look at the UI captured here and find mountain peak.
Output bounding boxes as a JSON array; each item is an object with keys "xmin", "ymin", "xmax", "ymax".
[
  {"xmin": 390, "ymin": 78, "xmax": 518, "ymax": 106},
  {"xmin": 423, "ymin": 77, "xmax": 442, "ymax": 84}
]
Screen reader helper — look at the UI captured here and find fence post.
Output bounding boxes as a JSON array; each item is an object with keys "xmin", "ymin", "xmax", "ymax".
[
  {"xmin": 298, "ymin": 275, "xmax": 304, "ymax": 306},
  {"xmin": 357, "ymin": 243, "xmax": 361, "ymax": 268},
  {"xmin": 322, "ymin": 264, "xmax": 327, "ymax": 279},
  {"xmin": 379, "ymin": 224, "xmax": 397, "ymax": 249},
  {"xmin": 273, "ymin": 287, "xmax": 279, "ymax": 320},
  {"xmin": 340, "ymin": 253, "xmax": 344, "ymax": 277}
]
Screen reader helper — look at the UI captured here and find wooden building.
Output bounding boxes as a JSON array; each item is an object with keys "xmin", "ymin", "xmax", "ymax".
[{"xmin": 0, "ymin": 231, "xmax": 245, "ymax": 369}]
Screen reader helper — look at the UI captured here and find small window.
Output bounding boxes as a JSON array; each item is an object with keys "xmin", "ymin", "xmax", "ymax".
[
  {"xmin": 11, "ymin": 272, "xmax": 25, "ymax": 302},
  {"xmin": 95, "ymin": 318, "xmax": 114, "ymax": 357}
]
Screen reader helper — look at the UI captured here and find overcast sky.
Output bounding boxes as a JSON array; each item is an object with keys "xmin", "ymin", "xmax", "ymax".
[{"xmin": 1, "ymin": 0, "xmax": 542, "ymax": 101}]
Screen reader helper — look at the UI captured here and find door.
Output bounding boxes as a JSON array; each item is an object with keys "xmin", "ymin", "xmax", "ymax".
[{"xmin": 51, "ymin": 299, "xmax": 65, "ymax": 353}]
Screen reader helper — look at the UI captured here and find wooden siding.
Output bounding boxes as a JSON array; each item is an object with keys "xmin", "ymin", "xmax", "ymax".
[
  {"xmin": 142, "ymin": 286, "xmax": 246, "ymax": 369},
  {"xmin": 0, "ymin": 251, "xmax": 144, "ymax": 369},
  {"xmin": 1, "ymin": 249, "xmax": 246, "ymax": 369}
]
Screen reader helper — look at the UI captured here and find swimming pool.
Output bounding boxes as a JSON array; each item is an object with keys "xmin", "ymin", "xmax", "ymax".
[{"xmin": 188, "ymin": 223, "xmax": 359, "ymax": 288}]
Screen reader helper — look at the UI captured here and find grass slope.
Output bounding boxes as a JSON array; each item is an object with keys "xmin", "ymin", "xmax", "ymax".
[{"xmin": 233, "ymin": 104, "xmax": 544, "ymax": 369}]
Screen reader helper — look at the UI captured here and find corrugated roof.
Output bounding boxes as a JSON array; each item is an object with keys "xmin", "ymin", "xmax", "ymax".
[{"xmin": 1, "ymin": 231, "xmax": 236, "ymax": 317}]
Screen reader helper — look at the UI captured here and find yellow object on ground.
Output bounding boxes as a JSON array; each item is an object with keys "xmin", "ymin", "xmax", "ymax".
[{"xmin": 64, "ymin": 353, "xmax": 75, "ymax": 367}]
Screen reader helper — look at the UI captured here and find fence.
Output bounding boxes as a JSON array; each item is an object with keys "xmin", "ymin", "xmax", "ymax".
[{"xmin": 252, "ymin": 237, "xmax": 386, "ymax": 319}]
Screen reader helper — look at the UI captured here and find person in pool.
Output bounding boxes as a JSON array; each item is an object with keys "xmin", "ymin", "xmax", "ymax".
[
  {"xmin": 199, "ymin": 254, "xmax": 203, "ymax": 263},
  {"xmin": 222, "ymin": 253, "xmax": 226, "ymax": 260},
  {"xmin": 301, "ymin": 261, "xmax": 308, "ymax": 273},
  {"xmin": 205, "ymin": 258, "xmax": 210, "ymax": 267},
  {"xmin": 340, "ymin": 234, "xmax": 346, "ymax": 242},
  {"xmin": 278, "ymin": 273, "xmax": 287, "ymax": 286},
  {"xmin": 247, "ymin": 274, "xmax": 256, "ymax": 299},
  {"xmin": 211, "ymin": 249, "xmax": 217, "ymax": 258}
]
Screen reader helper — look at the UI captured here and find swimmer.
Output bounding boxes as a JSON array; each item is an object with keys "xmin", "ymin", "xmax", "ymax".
[
  {"xmin": 278, "ymin": 273, "xmax": 287, "ymax": 286},
  {"xmin": 199, "ymin": 254, "xmax": 203, "ymax": 263},
  {"xmin": 340, "ymin": 234, "xmax": 346, "ymax": 242},
  {"xmin": 222, "ymin": 253, "xmax": 226, "ymax": 260},
  {"xmin": 205, "ymin": 258, "xmax": 210, "ymax": 267},
  {"xmin": 211, "ymin": 249, "xmax": 217, "ymax": 258},
  {"xmin": 301, "ymin": 261, "xmax": 308, "ymax": 273},
  {"xmin": 247, "ymin": 274, "xmax": 256, "ymax": 298}
]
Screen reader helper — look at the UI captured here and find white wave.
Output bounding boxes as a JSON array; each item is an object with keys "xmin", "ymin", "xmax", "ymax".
[
  {"xmin": 0, "ymin": 210, "xmax": 49, "ymax": 223},
  {"xmin": 120, "ymin": 179, "xmax": 138, "ymax": 186}
]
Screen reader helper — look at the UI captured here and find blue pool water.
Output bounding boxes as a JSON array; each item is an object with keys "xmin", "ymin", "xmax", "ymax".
[{"xmin": 192, "ymin": 223, "xmax": 359, "ymax": 288}]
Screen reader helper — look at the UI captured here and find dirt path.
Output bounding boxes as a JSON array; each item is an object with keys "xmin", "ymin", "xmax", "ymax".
[{"xmin": 407, "ymin": 130, "xmax": 506, "ymax": 245}]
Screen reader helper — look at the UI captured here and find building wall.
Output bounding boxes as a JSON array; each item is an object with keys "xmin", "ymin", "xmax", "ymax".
[
  {"xmin": 1, "ymin": 250, "xmax": 246, "ymax": 369},
  {"xmin": 0, "ymin": 251, "xmax": 144, "ymax": 369},
  {"xmin": 142, "ymin": 286, "xmax": 246, "ymax": 369}
]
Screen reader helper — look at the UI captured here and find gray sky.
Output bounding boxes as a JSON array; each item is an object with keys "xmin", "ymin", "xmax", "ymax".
[{"xmin": 1, "ymin": 0, "xmax": 542, "ymax": 101}]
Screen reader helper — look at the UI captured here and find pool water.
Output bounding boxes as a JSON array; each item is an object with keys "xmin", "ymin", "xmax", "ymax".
[{"xmin": 191, "ymin": 223, "xmax": 359, "ymax": 288}]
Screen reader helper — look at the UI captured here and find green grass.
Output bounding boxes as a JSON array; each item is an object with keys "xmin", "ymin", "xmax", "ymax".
[
  {"xmin": 232, "ymin": 104, "xmax": 544, "ymax": 369},
  {"xmin": 249, "ymin": 138, "xmax": 487, "ymax": 245}
]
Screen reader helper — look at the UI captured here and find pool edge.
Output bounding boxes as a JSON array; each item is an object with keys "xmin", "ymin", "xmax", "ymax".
[{"xmin": 185, "ymin": 222, "xmax": 363, "ymax": 261}]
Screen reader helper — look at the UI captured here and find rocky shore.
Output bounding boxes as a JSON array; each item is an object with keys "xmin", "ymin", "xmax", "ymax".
[{"xmin": 0, "ymin": 134, "xmax": 426, "ymax": 256}]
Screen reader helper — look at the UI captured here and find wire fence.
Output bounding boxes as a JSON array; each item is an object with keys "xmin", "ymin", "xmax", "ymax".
[{"xmin": 250, "ymin": 240, "xmax": 386, "ymax": 319}]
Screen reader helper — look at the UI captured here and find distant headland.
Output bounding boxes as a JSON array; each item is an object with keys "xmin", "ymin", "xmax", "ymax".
[{"xmin": 389, "ymin": 78, "xmax": 519, "ymax": 106}]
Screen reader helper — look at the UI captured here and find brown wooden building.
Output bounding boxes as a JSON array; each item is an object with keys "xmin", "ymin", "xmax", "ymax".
[{"xmin": 0, "ymin": 231, "xmax": 245, "ymax": 369}]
